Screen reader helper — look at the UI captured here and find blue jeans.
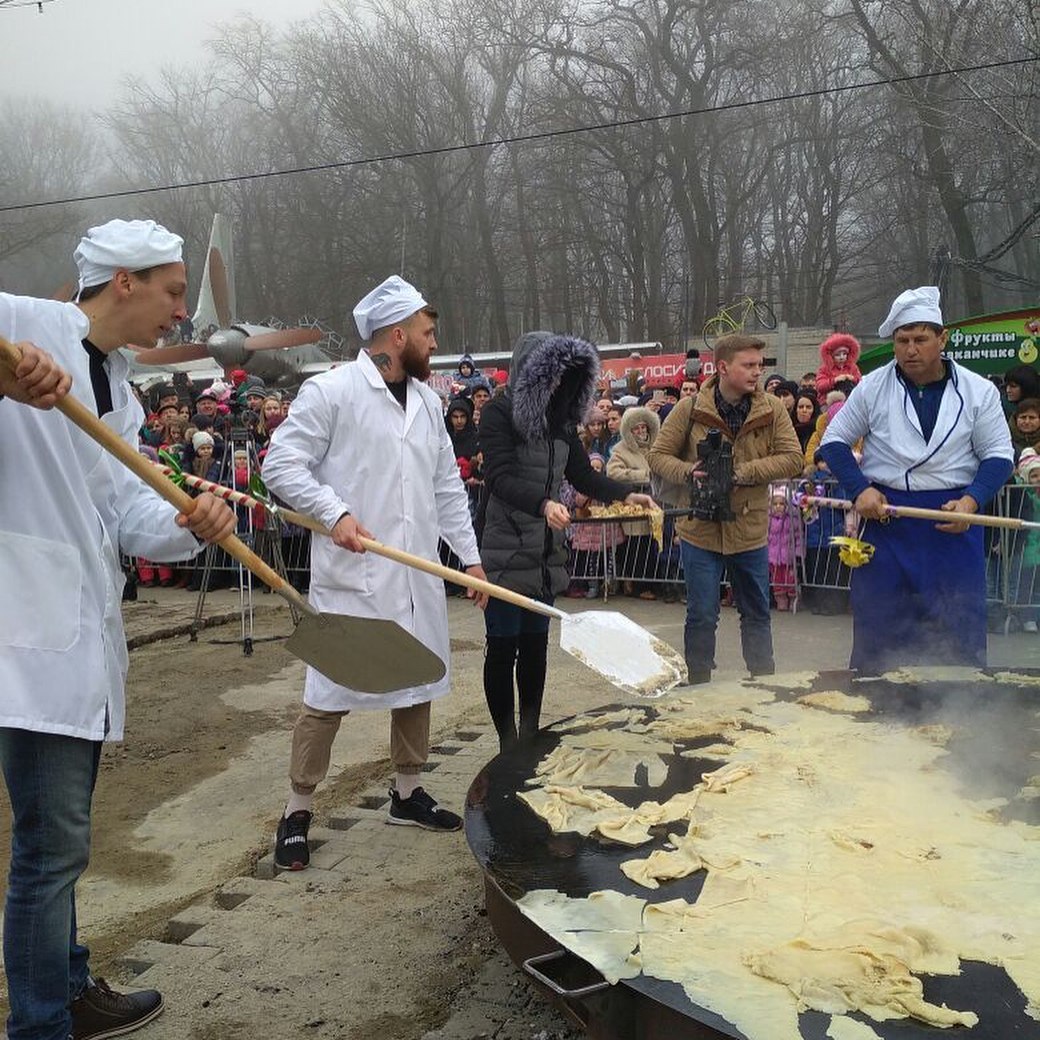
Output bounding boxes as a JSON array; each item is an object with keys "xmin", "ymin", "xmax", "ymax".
[
  {"xmin": 483, "ymin": 597, "xmax": 552, "ymax": 638},
  {"xmin": 0, "ymin": 729, "xmax": 101, "ymax": 1040},
  {"xmin": 680, "ymin": 540, "xmax": 774, "ymax": 679}
]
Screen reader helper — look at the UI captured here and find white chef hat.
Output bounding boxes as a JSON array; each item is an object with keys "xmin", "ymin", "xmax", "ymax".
[
  {"xmin": 878, "ymin": 286, "xmax": 943, "ymax": 338},
  {"xmin": 74, "ymin": 219, "xmax": 184, "ymax": 298},
  {"xmin": 353, "ymin": 275, "xmax": 428, "ymax": 341}
]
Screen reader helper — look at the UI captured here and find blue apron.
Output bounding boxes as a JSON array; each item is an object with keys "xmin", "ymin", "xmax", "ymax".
[{"xmin": 850, "ymin": 484, "xmax": 986, "ymax": 674}]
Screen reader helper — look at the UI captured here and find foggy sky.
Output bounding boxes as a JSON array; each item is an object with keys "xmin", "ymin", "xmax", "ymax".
[{"xmin": 1, "ymin": 0, "xmax": 327, "ymax": 107}]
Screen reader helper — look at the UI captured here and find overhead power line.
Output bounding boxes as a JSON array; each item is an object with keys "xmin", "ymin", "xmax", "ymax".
[{"xmin": 1, "ymin": 55, "xmax": 1035, "ymax": 214}]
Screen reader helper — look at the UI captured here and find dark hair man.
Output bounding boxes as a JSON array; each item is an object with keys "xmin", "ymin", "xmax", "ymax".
[
  {"xmin": 0, "ymin": 218, "xmax": 236, "ymax": 1040},
  {"xmin": 818, "ymin": 286, "xmax": 1013, "ymax": 673},
  {"xmin": 262, "ymin": 275, "xmax": 488, "ymax": 870},
  {"xmin": 649, "ymin": 334, "xmax": 803, "ymax": 684}
]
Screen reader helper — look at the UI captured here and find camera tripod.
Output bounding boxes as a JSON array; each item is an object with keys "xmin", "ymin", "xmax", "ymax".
[{"xmin": 189, "ymin": 423, "xmax": 298, "ymax": 655}]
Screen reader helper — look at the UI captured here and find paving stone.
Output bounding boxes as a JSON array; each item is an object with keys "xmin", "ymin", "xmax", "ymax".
[
  {"xmin": 116, "ymin": 939, "xmax": 222, "ymax": 976},
  {"xmin": 163, "ymin": 906, "xmax": 224, "ymax": 943},
  {"xmin": 213, "ymin": 875, "xmax": 270, "ymax": 909}
]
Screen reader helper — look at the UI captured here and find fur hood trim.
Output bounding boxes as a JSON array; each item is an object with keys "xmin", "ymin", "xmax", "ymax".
[
  {"xmin": 510, "ymin": 333, "xmax": 600, "ymax": 441},
  {"xmin": 619, "ymin": 405, "xmax": 661, "ymax": 452},
  {"xmin": 819, "ymin": 333, "xmax": 861, "ymax": 366}
]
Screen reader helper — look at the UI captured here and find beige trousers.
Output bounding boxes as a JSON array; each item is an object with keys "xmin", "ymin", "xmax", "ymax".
[{"xmin": 289, "ymin": 701, "xmax": 431, "ymax": 795}]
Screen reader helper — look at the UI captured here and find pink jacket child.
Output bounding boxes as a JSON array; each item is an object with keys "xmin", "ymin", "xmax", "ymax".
[
  {"xmin": 768, "ymin": 487, "xmax": 805, "ymax": 610},
  {"xmin": 815, "ymin": 333, "xmax": 862, "ymax": 399}
]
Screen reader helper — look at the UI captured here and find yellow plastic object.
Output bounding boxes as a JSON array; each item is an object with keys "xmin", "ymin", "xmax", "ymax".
[{"xmin": 829, "ymin": 536, "xmax": 875, "ymax": 568}]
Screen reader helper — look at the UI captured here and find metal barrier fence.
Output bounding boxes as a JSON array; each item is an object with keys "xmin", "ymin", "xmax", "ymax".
[{"xmin": 133, "ymin": 480, "xmax": 1036, "ymax": 624}]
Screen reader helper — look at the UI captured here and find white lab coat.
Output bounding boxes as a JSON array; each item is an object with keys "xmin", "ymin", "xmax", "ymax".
[
  {"xmin": 261, "ymin": 350, "xmax": 480, "ymax": 711},
  {"xmin": 0, "ymin": 293, "xmax": 201, "ymax": 741},
  {"xmin": 821, "ymin": 358, "xmax": 1013, "ymax": 490}
]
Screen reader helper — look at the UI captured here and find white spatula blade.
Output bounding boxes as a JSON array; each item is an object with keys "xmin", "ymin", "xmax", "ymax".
[{"xmin": 559, "ymin": 611, "xmax": 685, "ymax": 697}]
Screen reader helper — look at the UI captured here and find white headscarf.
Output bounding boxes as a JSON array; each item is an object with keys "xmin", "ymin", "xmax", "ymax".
[
  {"xmin": 353, "ymin": 275, "xmax": 428, "ymax": 340},
  {"xmin": 74, "ymin": 219, "xmax": 183, "ymax": 298},
  {"xmin": 878, "ymin": 286, "xmax": 943, "ymax": 338}
]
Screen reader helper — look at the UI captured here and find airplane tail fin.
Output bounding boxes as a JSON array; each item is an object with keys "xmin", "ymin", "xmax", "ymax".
[{"xmin": 191, "ymin": 213, "xmax": 236, "ymax": 332}]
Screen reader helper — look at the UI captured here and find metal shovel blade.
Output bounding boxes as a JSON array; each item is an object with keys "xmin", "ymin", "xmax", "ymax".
[
  {"xmin": 287, "ymin": 612, "xmax": 446, "ymax": 694},
  {"xmin": 559, "ymin": 611, "xmax": 685, "ymax": 697}
]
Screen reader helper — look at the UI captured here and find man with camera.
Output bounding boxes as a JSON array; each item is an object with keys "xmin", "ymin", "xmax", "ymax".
[{"xmin": 649, "ymin": 334, "xmax": 803, "ymax": 684}]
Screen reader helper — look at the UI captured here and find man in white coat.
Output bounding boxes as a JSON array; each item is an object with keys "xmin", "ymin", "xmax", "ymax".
[
  {"xmin": 0, "ymin": 219, "xmax": 236, "ymax": 1040},
  {"xmin": 263, "ymin": 276, "xmax": 488, "ymax": 870},
  {"xmin": 818, "ymin": 286, "xmax": 1013, "ymax": 673}
]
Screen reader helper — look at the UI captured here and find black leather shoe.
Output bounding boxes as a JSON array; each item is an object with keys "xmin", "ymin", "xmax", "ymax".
[
  {"xmin": 71, "ymin": 977, "xmax": 164, "ymax": 1040},
  {"xmin": 681, "ymin": 670, "xmax": 711, "ymax": 686}
]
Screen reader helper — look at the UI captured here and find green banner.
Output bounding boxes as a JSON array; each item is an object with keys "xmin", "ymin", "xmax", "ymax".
[{"xmin": 859, "ymin": 307, "xmax": 1040, "ymax": 375}]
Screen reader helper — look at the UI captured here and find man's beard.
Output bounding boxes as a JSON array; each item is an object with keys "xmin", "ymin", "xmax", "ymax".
[{"xmin": 402, "ymin": 337, "xmax": 431, "ymax": 381}]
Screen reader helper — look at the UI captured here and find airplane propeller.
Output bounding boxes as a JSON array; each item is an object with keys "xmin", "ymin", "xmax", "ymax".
[
  {"xmin": 129, "ymin": 325, "xmax": 323, "ymax": 367},
  {"xmin": 241, "ymin": 327, "xmax": 325, "ymax": 352}
]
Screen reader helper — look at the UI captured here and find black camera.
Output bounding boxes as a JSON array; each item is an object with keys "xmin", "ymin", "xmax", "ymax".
[{"xmin": 689, "ymin": 428, "xmax": 735, "ymax": 522}]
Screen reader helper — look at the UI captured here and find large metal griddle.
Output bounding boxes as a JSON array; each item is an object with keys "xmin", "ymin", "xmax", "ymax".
[{"xmin": 465, "ymin": 669, "xmax": 1040, "ymax": 1039}]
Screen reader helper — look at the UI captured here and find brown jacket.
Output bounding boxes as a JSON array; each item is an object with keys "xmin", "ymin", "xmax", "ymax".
[{"xmin": 648, "ymin": 378, "xmax": 803, "ymax": 554}]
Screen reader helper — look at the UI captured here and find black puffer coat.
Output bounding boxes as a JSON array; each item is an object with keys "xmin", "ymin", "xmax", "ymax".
[{"xmin": 478, "ymin": 332, "xmax": 631, "ymax": 598}]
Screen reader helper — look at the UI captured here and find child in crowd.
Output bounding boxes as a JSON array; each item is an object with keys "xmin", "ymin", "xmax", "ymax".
[
  {"xmin": 1008, "ymin": 448, "xmax": 1040, "ymax": 631},
  {"xmin": 190, "ymin": 431, "xmax": 219, "ymax": 480},
  {"xmin": 561, "ymin": 453, "xmax": 623, "ymax": 599},
  {"xmin": 767, "ymin": 485, "xmax": 804, "ymax": 610},
  {"xmin": 1011, "ymin": 397, "xmax": 1040, "ymax": 458},
  {"xmin": 814, "ymin": 333, "xmax": 862, "ymax": 399},
  {"xmin": 801, "ymin": 461, "xmax": 858, "ymax": 615}
]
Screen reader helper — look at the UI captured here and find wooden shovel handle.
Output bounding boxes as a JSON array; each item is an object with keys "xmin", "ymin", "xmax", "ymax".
[
  {"xmin": 357, "ymin": 536, "xmax": 566, "ymax": 620},
  {"xmin": 802, "ymin": 494, "xmax": 1035, "ymax": 531},
  {"xmin": 0, "ymin": 336, "xmax": 313, "ymax": 616},
  {"xmin": 154, "ymin": 468, "xmax": 563, "ymax": 619}
]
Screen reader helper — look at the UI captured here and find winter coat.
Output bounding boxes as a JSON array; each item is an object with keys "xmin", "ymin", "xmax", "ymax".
[
  {"xmin": 793, "ymin": 394, "xmax": 820, "ymax": 453},
  {"xmin": 803, "ymin": 412, "xmax": 831, "ymax": 471},
  {"xmin": 479, "ymin": 332, "xmax": 630, "ymax": 598},
  {"xmin": 0, "ymin": 293, "xmax": 201, "ymax": 741},
  {"xmin": 1018, "ymin": 480, "xmax": 1040, "ymax": 568},
  {"xmin": 815, "ymin": 334, "xmax": 862, "ymax": 399},
  {"xmin": 648, "ymin": 377, "xmax": 804, "ymax": 554},
  {"xmin": 767, "ymin": 507, "xmax": 805, "ymax": 567},
  {"xmin": 262, "ymin": 349, "xmax": 480, "ymax": 711},
  {"xmin": 455, "ymin": 354, "xmax": 487, "ymax": 391},
  {"xmin": 606, "ymin": 406, "xmax": 660, "ymax": 535},
  {"xmin": 445, "ymin": 395, "xmax": 479, "ymax": 459}
]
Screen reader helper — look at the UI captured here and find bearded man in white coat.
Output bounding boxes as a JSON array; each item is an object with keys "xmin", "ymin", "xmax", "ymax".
[
  {"xmin": 263, "ymin": 276, "xmax": 488, "ymax": 870},
  {"xmin": 0, "ymin": 219, "xmax": 236, "ymax": 1040}
]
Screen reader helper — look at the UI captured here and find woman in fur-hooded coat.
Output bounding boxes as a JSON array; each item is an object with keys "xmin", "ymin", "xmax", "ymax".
[{"xmin": 478, "ymin": 331, "xmax": 654, "ymax": 748}]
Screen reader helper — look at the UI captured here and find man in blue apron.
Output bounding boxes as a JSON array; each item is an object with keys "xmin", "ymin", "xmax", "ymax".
[{"xmin": 818, "ymin": 287, "xmax": 1014, "ymax": 674}]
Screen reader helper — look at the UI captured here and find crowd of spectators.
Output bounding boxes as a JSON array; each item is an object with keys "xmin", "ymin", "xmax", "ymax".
[
  {"xmin": 137, "ymin": 339, "xmax": 1040, "ymax": 623},
  {"xmin": 128, "ymin": 368, "xmax": 296, "ymax": 593}
]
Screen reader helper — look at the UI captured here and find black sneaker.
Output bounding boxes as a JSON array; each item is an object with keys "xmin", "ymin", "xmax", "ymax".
[
  {"xmin": 387, "ymin": 787, "xmax": 462, "ymax": 831},
  {"xmin": 71, "ymin": 977, "xmax": 164, "ymax": 1040},
  {"xmin": 274, "ymin": 809, "xmax": 312, "ymax": 870}
]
